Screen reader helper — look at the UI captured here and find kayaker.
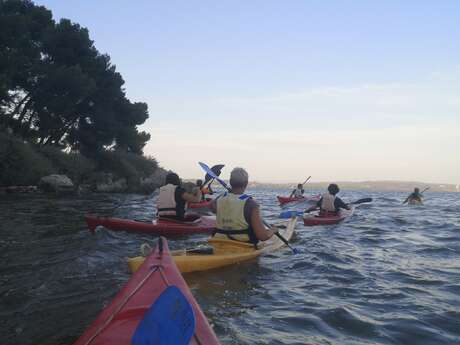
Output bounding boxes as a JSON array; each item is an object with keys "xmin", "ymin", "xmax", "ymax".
[
  {"xmin": 306, "ymin": 183, "xmax": 350, "ymax": 214},
  {"xmin": 157, "ymin": 173, "xmax": 202, "ymax": 220},
  {"xmin": 289, "ymin": 183, "xmax": 305, "ymax": 198},
  {"xmin": 403, "ymin": 187, "xmax": 423, "ymax": 204},
  {"xmin": 210, "ymin": 167, "xmax": 278, "ymax": 244},
  {"xmin": 197, "ymin": 179, "xmax": 213, "ymax": 200}
]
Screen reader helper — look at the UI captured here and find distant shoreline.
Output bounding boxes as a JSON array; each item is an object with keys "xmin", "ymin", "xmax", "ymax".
[
  {"xmin": 247, "ymin": 181, "xmax": 459, "ymax": 193},
  {"xmin": 185, "ymin": 179, "xmax": 459, "ymax": 193}
]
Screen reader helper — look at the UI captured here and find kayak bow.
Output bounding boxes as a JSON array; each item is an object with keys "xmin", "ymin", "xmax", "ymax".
[{"xmin": 73, "ymin": 237, "xmax": 220, "ymax": 345}]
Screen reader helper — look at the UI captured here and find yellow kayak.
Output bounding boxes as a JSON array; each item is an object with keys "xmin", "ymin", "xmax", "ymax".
[{"xmin": 127, "ymin": 217, "xmax": 297, "ymax": 274}]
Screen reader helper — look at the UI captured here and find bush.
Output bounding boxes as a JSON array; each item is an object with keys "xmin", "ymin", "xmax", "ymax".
[
  {"xmin": 39, "ymin": 146, "xmax": 95, "ymax": 184},
  {"xmin": 0, "ymin": 132, "xmax": 54, "ymax": 186},
  {"xmin": 95, "ymin": 151, "xmax": 159, "ymax": 190}
]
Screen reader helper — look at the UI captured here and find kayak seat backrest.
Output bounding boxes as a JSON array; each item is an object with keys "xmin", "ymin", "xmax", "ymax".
[{"xmin": 208, "ymin": 238, "xmax": 255, "ymax": 254}]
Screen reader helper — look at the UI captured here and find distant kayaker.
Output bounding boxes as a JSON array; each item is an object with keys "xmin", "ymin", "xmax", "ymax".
[
  {"xmin": 210, "ymin": 167, "xmax": 278, "ymax": 244},
  {"xmin": 403, "ymin": 188, "xmax": 423, "ymax": 204},
  {"xmin": 289, "ymin": 183, "xmax": 305, "ymax": 198},
  {"xmin": 306, "ymin": 183, "xmax": 350, "ymax": 214},
  {"xmin": 157, "ymin": 173, "xmax": 202, "ymax": 220}
]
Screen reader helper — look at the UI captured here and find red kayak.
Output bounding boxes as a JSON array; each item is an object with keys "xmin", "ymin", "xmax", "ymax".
[
  {"xmin": 73, "ymin": 237, "xmax": 220, "ymax": 345},
  {"xmin": 303, "ymin": 207, "xmax": 354, "ymax": 226},
  {"xmin": 277, "ymin": 195, "xmax": 320, "ymax": 205},
  {"xmin": 85, "ymin": 215, "xmax": 216, "ymax": 236},
  {"xmin": 188, "ymin": 199, "xmax": 213, "ymax": 209}
]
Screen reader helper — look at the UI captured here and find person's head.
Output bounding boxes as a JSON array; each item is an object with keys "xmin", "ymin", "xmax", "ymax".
[
  {"xmin": 297, "ymin": 184, "xmax": 303, "ymax": 189},
  {"xmin": 230, "ymin": 167, "xmax": 249, "ymax": 190},
  {"xmin": 165, "ymin": 172, "xmax": 180, "ymax": 186},
  {"xmin": 196, "ymin": 179, "xmax": 203, "ymax": 187},
  {"xmin": 327, "ymin": 183, "xmax": 340, "ymax": 195},
  {"xmin": 414, "ymin": 187, "xmax": 420, "ymax": 193}
]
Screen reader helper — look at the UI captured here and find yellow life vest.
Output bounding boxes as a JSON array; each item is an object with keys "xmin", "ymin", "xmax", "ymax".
[{"xmin": 215, "ymin": 193, "xmax": 254, "ymax": 243}]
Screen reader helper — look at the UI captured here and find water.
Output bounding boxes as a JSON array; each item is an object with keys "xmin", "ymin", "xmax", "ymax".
[{"xmin": 1, "ymin": 189, "xmax": 459, "ymax": 344}]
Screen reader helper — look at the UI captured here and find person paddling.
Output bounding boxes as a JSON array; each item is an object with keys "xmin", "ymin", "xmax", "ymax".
[
  {"xmin": 210, "ymin": 167, "xmax": 278, "ymax": 244},
  {"xmin": 403, "ymin": 187, "xmax": 423, "ymax": 204},
  {"xmin": 306, "ymin": 183, "xmax": 350, "ymax": 214},
  {"xmin": 289, "ymin": 183, "xmax": 305, "ymax": 198},
  {"xmin": 157, "ymin": 173, "xmax": 202, "ymax": 221}
]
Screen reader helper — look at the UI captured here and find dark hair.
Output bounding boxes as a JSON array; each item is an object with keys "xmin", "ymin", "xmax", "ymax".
[
  {"xmin": 297, "ymin": 184, "xmax": 302, "ymax": 188},
  {"xmin": 165, "ymin": 172, "xmax": 180, "ymax": 186},
  {"xmin": 196, "ymin": 179, "xmax": 203, "ymax": 187},
  {"xmin": 328, "ymin": 183, "xmax": 339, "ymax": 195}
]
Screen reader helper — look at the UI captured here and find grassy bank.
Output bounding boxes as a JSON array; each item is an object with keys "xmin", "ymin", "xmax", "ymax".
[{"xmin": 0, "ymin": 132, "xmax": 163, "ymax": 193}]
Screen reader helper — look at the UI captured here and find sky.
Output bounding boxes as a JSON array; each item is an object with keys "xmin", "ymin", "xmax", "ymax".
[{"xmin": 35, "ymin": 0, "xmax": 460, "ymax": 184}]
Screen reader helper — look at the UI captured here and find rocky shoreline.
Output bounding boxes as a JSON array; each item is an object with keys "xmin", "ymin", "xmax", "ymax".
[{"xmin": 1, "ymin": 168, "xmax": 169, "ymax": 195}]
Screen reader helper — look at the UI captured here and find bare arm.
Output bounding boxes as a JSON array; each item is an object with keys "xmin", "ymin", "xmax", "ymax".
[
  {"xmin": 250, "ymin": 206, "xmax": 277, "ymax": 241},
  {"xmin": 182, "ymin": 190, "xmax": 202, "ymax": 203}
]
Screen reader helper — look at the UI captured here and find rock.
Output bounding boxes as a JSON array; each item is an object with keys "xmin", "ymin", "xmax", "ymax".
[
  {"xmin": 95, "ymin": 178, "xmax": 127, "ymax": 193},
  {"xmin": 39, "ymin": 175, "xmax": 74, "ymax": 194},
  {"xmin": 1, "ymin": 186, "xmax": 38, "ymax": 194}
]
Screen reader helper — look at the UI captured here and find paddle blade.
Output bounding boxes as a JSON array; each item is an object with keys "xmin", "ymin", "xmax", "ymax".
[
  {"xmin": 199, "ymin": 162, "xmax": 230, "ymax": 190},
  {"xmin": 204, "ymin": 164, "xmax": 224, "ymax": 185},
  {"xmin": 351, "ymin": 198, "xmax": 373, "ymax": 205},
  {"xmin": 131, "ymin": 285, "xmax": 195, "ymax": 345},
  {"xmin": 279, "ymin": 210, "xmax": 303, "ymax": 219}
]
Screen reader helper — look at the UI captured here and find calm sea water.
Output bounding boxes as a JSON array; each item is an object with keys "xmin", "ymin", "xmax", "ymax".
[{"xmin": 1, "ymin": 189, "xmax": 459, "ymax": 345}]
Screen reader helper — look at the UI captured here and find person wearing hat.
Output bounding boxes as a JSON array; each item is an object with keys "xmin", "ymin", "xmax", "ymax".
[
  {"xmin": 306, "ymin": 183, "xmax": 350, "ymax": 214},
  {"xmin": 210, "ymin": 167, "xmax": 278, "ymax": 244},
  {"xmin": 157, "ymin": 172, "xmax": 202, "ymax": 220}
]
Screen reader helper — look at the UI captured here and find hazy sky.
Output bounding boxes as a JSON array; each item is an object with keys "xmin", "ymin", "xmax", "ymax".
[{"xmin": 35, "ymin": 0, "xmax": 460, "ymax": 184}]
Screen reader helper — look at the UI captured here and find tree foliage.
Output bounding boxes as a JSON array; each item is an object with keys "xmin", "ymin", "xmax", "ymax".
[{"xmin": 0, "ymin": 0, "xmax": 150, "ymax": 154}]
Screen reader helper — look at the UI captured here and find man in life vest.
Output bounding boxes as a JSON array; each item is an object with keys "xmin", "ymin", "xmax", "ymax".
[
  {"xmin": 210, "ymin": 167, "xmax": 278, "ymax": 245},
  {"xmin": 307, "ymin": 183, "xmax": 350, "ymax": 214},
  {"xmin": 157, "ymin": 173, "xmax": 202, "ymax": 220},
  {"xmin": 289, "ymin": 183, "xmax": 305, "ymax": 198},
  {"xmin": 403, "ymin": 187, "xmax": 423, "ymax": 204}
]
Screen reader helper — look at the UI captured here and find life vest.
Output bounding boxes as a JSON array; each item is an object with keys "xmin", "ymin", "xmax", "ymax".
[
  {"xmin": 293, "ymin": 188, "xmax": 304, "ymax": 198},
  {"xmin": 157, "ymin": 184, "xmax": 179, "ymax": 217},
  {"xmin": 320, "ymin": 192, "xmax": 336, "ymax": 213},
  {"xmin": 214, "ymin": 193, "xmax": 256, "ymax": 243}
]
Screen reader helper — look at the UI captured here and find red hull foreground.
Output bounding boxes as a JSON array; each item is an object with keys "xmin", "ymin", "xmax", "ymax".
[
  {"xmin": 277, "ymin": 195, "xmax": 320, "ymax": 205},
  {"xmin": 303, "ymin": 207, "xmax": 354, "ymax": 226},
  {"xmin": 85, "ymin": 215, "xmax": 216, "ymax": 236},
  {"xmin": 73, "ymin": 237, "xmax": 220, "ymax": 345}
]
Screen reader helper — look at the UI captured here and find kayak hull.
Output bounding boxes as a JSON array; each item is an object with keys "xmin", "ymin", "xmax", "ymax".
[
  {"xmin": 277, "ymin": 195, "xmax": 320, "ymax": 205},
  {"xmin": 408, "ymin": 199, "xmax": 423, "ymax": 205},
  {"xmin": 188, "ymin": 199, "xmax": 213, "ymax": 209},
  {"xmin": 128, "ymin": 217, "xmax": 297, "ymax": 274},
  {"xmin": 303, "ymin": 207, "xmax": 354, "ymax": 226},
  {"xmin": 73, "ymin": 237, "xmax": 220, "ymax": 345},
  {"xmin": 85, "ymin": 215, "xmax": 216, "ymax": 236}
]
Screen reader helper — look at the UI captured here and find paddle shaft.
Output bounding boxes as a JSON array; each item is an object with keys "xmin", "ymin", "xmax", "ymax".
[{"xmin": 301, "ymin": 176, "xmax": 311, "ymax": 185}]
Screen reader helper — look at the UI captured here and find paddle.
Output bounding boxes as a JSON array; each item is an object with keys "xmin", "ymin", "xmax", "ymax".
[
  {"xmin": 421, "ymin": 187, "xmax": 430, "ymax": 194},
  {"xmin": 131, "ymin": 285, "xmax": 195, "ymax": 345},
  {"xmin": 198, "ymin": 162, "xmax": 298, "ymax": 254},
  {"xmin": 301, "ymin": 176, "xmax": 311, "ymax": 185},
  {"xmin": 279, "ymin": 197, "xmax": 373, "ymax": 219}
]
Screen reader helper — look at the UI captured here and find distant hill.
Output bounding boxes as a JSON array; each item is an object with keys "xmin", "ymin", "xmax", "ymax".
[
  {"xmin": 185, "ymin": 178, "xmax": 458, "ymax": 192},
  {"xmin": 248, "ymin": 180, "xmax": 459, "ymax": 192}
]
